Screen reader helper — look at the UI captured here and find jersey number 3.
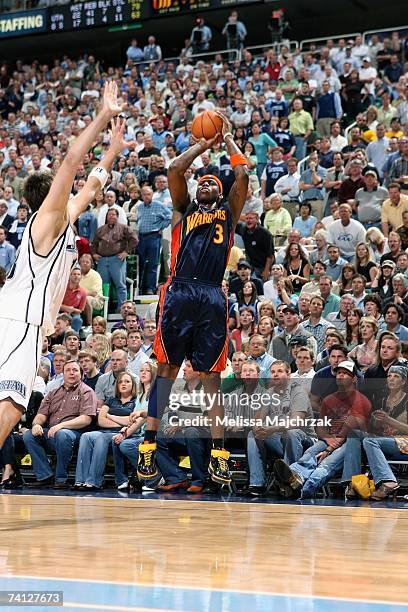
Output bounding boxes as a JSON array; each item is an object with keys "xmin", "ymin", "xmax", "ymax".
[{"xmin": 213, "ymin": 223, "xmax": 224, "ymax": 245}]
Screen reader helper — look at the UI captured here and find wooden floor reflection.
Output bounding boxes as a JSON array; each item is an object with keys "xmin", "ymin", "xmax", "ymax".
[{"xmin": 1, "ymin": 494, "xmax": 407, "ymax": 605}]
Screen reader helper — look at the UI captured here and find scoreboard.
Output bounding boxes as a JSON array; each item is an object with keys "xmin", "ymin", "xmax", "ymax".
[
  {"xmin": 49, "ymin": 0, "xmax": 148, "ymax": 33},
  {"xmin": 150, "ymin": 0, "xmax": 262, "ymax": 17},
  {"xmin": 0, "ymin": 0, "xmax": 263, "ymax": 38}
]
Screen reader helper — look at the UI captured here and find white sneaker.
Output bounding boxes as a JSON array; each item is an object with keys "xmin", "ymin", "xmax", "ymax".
[
  {"xmin": 142, "ymin": 477, "xmax": 164, "ymax": 491},
  {"xmin": 117, "ymin": 481, "xmax": 129, "ymax": 491}
]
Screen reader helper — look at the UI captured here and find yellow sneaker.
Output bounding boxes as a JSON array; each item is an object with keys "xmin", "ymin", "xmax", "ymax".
[
  {"xmin": 137, "ymin": 442, "xmax": 158, "ymax": 480},
  {"xmin": 208, "ymin": 449, "xmax": 231, "ymax": 485}
]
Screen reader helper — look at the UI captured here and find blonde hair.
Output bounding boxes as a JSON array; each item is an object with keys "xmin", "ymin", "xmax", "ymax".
[{"xmin": 92, "ymin": 334, "xmax": 112, "ymax": 367}]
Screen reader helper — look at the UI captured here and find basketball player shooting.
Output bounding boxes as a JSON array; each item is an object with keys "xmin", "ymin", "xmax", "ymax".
[
  {"xmin": 137, "ymin": 113, "xmax": 249, "ymax": 485},
  {"xmin": 0, "ymin": 82, "xmax": 128, "ymax": 451}
]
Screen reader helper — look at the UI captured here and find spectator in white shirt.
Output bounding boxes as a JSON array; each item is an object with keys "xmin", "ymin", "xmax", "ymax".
[
  {"xmin": 326, "ymin": 202, "xmax": 366, "ymax": 262},
  {"xmin": 127, "ymin": 330, "xmax": 150, "ymax": 378},
  {"xmin": 97, "ymin": 191, "xmax": 128, "ymax": 228},
  {"xmin": 192, "ymin": 90, "xmax": 215, "ymax": 116},
  {"xmin": 274, "ymin": 157, "xmax": 301, "ymax": 221},
  {"xmin": 329, "ymin": 121, "xmax": 348, "ymax": 152}
]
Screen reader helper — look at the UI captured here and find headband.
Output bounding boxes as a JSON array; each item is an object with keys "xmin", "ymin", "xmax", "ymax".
[{"xmin": 197, "ymin": 174, "xmax": 223, "ymax": 195}]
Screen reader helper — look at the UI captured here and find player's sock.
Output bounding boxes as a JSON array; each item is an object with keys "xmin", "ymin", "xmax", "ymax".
[
  {"xmin": 144, "ymin": 430, "xmax": 157, "ymax": 444},
  {"xmin": 212, "ymin": 438, "xmax": 224, "ymax": 450},
  {"xmin": 147, "ymin": 375, "xmax": 174, "ymax": 420}
]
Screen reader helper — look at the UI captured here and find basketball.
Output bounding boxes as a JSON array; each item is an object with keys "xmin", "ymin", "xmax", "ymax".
[{"xmin": 192, "ymin": 111, "xmax": 223, "ymax": 140}]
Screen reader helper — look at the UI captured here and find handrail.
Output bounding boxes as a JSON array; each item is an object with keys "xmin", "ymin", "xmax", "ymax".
[
  {"xmin": 300, "ymin": 33, "xmax": 361, "ymax": 51},
  {"xmin": 363, "ymin": 25, "xmax": 408, "ymax": 42},
  {"xmin": 243, "ymin": 40, "xmax": 299, "ymax": 57},
  {"xmin": 345, "ymin": 121, "xmax": 356, "ymax": 142},
  {"xmin": 164, "ymin": 48, "xmax": 239, "ymax": 64}
]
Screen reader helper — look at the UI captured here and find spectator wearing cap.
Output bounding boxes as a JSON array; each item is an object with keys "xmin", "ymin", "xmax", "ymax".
[
  {"xmin": 190, "ymin": 18, "xmax": 212, "ymax": 53},
  {"xmin": 247, "ymin": 360, "xmax": 316, "ymax": 496},
  {"xmin": 7, "ymin": 203, "xmax": 29, "ymax": 250},
  {"xmin": 315, "ymin": 81, "xmax": 343, "ymax": 138},
  {"xmin": 371, "ymin": 259, "xmax": 396, "ymax": 302},
  {"xmin": 301, "ymin": 295, "xmax": 331, "ymax": 353},
  {"xmin": 382, "ymin": 303, "xmax": 408, "ymax": 341},
  {"xmin": 381, "ymin": 183, "xmax": 408, "ymax": 236},
  {"xmin": 318, "ymin": 274, "xmax": 340, "ymax": 317},
  {"xmin": 263, "ymin": 194, "xmax": 292, "ymax": 247},
  {"xmin": 228, "ymin": 260, "xmax": 264, "ymax": 297},
  {"xmin": 359, "ymin": 56, "xmax": 377, "ymax": 98},
  {"xmin": 92, "ymin": 208, "xmax": 138, "ymax": 308},
  {"xmin": 0, "ymin": 199, "xmax": 14, "ymax": 230},
  {"xmin": 247, "ymin": 334, "xmax": 275, "ymax": 380},
  {"xmin": 298, "ymin": 151, "xmax": 327, "ymax": 221},
  {"xmin": 274, "ymin": 360, "xmax": 371, "ymax": 499},
  {"xmin": 326, "ymin": 203, "xmax": 366, "ymax": 262},
  {"xmin": 235, "ymin": 212, "xmax": 275, "ymax": 282},
  {"xmin": 338, "ymin": 159, "xmax": 366, "ymax": 205},
  {"xmin": 272, "ymin": 305, "xmax": 317, "ymax": 367},
  {"xmin": 355, "ymin": 170, "xmax": 388, "ymax": 229},
  {"xmin": 60, "ymin": 268, "xmax": 88, "ymax": 333}
]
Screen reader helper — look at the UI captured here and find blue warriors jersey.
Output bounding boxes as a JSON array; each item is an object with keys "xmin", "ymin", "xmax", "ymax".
[{"xmin": 170, "ymin": 200, "xmax": 234, "ymax": 286}]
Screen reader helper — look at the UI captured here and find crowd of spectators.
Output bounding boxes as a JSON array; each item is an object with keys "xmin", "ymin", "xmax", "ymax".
[{"xmin": 0, "ymin": 27, "xmax": 408, "ymax": 500}]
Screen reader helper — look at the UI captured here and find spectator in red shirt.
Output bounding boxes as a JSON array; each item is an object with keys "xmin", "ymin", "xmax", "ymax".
[
  {"xmin": 61, "ymin": 268, "xmax": 88, "ymax": 333},
  {"xmin": 273, "ymin": 360, "xmax": 371, "ymax": 498}
]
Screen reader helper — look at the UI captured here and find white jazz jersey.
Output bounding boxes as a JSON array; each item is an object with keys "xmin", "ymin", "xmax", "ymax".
[
  {"xmin": 0, "ymin": 213, "xmax": 77, "ymax": 336},
  {"xmin": 0, "ymin": 214, "xmax": 76, "ymax": 409}
]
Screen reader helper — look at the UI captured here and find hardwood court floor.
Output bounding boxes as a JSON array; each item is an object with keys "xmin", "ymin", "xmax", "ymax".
[{"xmin": 1, "ymin": 494, "xmax": 408, "ymax": 610}]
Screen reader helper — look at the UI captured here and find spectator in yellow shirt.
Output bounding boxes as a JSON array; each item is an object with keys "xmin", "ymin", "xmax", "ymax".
[{"xmin": 263, "ymin": 194, "xmax": 292, "ymax": 247}]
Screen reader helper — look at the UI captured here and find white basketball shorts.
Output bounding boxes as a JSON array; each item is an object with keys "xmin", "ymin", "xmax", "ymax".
[{"xmin": 0, "ymin": 318, "xmax": 43, "ymax": 410}]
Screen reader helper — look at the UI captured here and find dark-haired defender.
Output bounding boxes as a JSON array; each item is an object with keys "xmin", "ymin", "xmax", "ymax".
[
  {"xmin": 137, "ymin": 115, "xmax": 248, "ymax": 485},
  {"xmin": 0, "ymin": 83, "xmax": 127, "ymax": 452}
]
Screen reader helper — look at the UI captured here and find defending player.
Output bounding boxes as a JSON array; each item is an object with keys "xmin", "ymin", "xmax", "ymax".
[
  {"xmin": 137, "ymin": 115, "xmax": 249, "ymax": 485},
  {"xmin": 0, "ymin": 82, "xmax": 128, "ymax": 451}
]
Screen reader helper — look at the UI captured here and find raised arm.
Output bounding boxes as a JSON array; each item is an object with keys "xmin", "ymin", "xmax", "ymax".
[
  {"xmin": 33, "ymin": 82, "xmax": 124, "ymax": 245},
  {"xmin": 220, "ymin": 114, "xmax": 249, "ymax": 226},
  {"xmin": 167, "ymin": 133, "xmax": 219, "ymax": 219},
  {"xmin": 68, "ymin": 117, "xmax": 131, "ymax": 223}
]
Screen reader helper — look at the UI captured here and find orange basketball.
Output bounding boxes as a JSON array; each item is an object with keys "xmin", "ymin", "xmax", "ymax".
[{"xmin": 192, "ymin": 111, "xmax": 223, "ymax": 140}]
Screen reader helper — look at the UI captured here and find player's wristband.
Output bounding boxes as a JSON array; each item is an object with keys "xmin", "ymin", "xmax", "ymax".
[
  {"xmin": 230, "ymin": 153, "xmax": 248, "ymax": 168},
  {"xmin": 89, "ymin": 166, "xmax": 109, "ymax": 188},
  {"xmin": 223, "ymin": 132, "xmax": 234, "ymax": 140}
]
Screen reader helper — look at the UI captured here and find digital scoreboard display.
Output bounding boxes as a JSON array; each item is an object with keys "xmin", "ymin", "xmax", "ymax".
[
  {"xmin": 150, "ymin": 0, "xmax": 262, "ymax": 17},
  {"xmin": 49, "ymin": 0, "xmax": 148, "ymax": 33}
]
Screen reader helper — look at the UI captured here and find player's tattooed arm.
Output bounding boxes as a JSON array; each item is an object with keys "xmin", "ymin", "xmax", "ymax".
[{"xmin": 168, "ymin": 135, "xmax": 220, "ymax": 214}]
